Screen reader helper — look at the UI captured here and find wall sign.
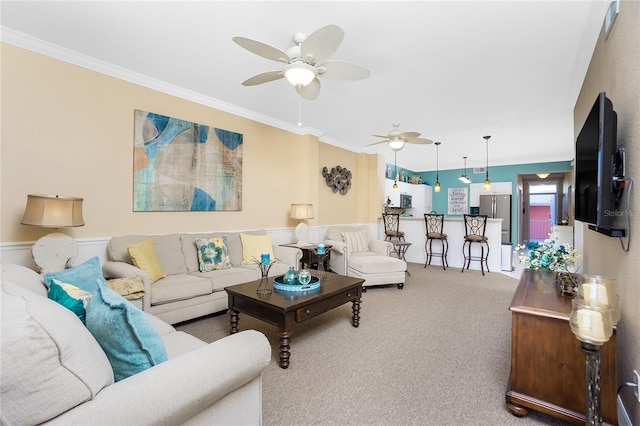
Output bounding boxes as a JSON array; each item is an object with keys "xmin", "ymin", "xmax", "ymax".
[{"xmin": 448, "ymin": 187, "xmax": 468, "ymax": 215}]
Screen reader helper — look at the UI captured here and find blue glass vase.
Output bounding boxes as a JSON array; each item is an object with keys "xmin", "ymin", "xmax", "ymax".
[{"xmin": 283, "ymin": 266, "xmax": 299, "ymax": 285}]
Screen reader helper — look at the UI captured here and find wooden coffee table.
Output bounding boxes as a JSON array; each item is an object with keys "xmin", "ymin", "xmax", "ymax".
[{"xmin": 225, "ymin": 272, "xmax": 364, "ymax": 369}]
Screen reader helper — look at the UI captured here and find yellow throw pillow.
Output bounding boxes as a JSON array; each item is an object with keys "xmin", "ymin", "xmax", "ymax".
[
  {"xmin": 240, "ymin": 233, "xmax": 275, "ymax": 264},
  {"xmin": 127, "ymin": 239, "xmax": 166, "ymax": 283}
]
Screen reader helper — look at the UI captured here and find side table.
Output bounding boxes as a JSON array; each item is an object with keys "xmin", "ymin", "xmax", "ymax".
[
  {"xmin": 280, "ymin": 244, "xmax": 332, "ymax": 272},
  {"xmin": 391, "ymin": 241, "xmax": 412, "ymax": 276}
]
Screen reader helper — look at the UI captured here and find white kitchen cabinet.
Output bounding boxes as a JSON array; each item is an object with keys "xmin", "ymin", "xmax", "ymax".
[{"xmin": 385, "ymin": 179, "xmax": 432, "ymax": 214}]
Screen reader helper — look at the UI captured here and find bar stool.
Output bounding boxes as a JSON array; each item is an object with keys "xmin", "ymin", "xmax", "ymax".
[
  {"xmin": 461, "ymin": 214, "xmax": 490, "ymax": 275},
  {"xmin": 424, "ymin": 212, "xmax": 448, "ymax": 270},
  {"xmin": 382, "ymin": 213, "xmax": 405, "ymax": 242}
]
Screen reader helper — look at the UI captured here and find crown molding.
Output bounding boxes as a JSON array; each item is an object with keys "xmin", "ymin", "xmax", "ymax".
[{"xmin": 1, "ymin": 26, "xmax": 333, "ymax": 142}]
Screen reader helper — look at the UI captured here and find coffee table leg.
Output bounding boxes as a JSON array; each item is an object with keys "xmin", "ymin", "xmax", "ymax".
[
  {"xmin": 352, "ymin": 298, "xmax": 361, "ymax": 327},
  {"xmin": 279, "ymin": 330, "xmax": 291, "ymax": 369},
  {"xmin": 229, "ymin": 309, "xmax": 239, "ymax": 334}
]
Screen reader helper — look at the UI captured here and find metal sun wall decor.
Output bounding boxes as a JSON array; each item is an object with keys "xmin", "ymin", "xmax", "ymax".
[
  {"xmin": 133, "ymin": 110, "xmax": 243, "ymax": 211},
  {"xmin": 322, "ymin": 165, "xmax": 352, "ymax": 195}
]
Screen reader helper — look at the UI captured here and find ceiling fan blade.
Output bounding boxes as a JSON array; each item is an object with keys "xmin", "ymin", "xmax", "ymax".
[
  {"xmin": 233, "ymin": 36, "xmax": 290, "ymax": 63},
  {"xmin": 372, "ymin": 134, "xmax": 391, "ymax": 139},
  {"xmin": 317, "ymin": 60, "xmax": 370, "ymax": 81},
  {"xmin": 296, "ymin": 78, "xmax": 321, "ymax": 100},
  {"xmin": 366, "ymin": 140, "xmax": 391, "ymax": 147},
  {"xmin": 399, "ymin": 131, "xmax": 421, "ymax": 139},
  {"xmin": 300, "ymin": 25, "xmax": 344, "ymax": 63},
  {"xmin": 241, "ymin": 71, "xmax": 283, "ymax": 86},
  {"xmin": 406, "ymin": 137, "xmax": 434, "ymax": 145}
]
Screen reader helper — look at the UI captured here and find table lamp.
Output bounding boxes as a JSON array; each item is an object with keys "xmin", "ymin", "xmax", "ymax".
[
  {"xmin": 290, "ymin": 203, "xmax": 313, "ymax": 246},
  {"xmin": 21, "ymin": 194, "xmax": 84, "ymax": 274}
]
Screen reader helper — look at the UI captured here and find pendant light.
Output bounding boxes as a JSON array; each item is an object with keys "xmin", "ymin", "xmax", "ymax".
[
  {"xmin": 483, "ymin": 135, "xmax": 491, "ymax": 190},
  {"xmin": 434, "ymin": 142, "xmax": 441, "ymax": 192},
  {"xmin": 392, "ymin": 150, "xmax": 399, "ymax": 192},
  {"xmin": 459, "ymin": 156, "xmax": 471, "ymax": 184}
]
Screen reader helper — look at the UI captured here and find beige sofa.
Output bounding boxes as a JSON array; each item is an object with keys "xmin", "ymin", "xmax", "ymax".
[
  {"xmin": 103, "ymin": 230, "xmax": 302, "ymax": 324},
  {"xmin": 1, "ymin": 262, "xmax": 271, "ymax": 425},
  {"xmin": 325, "ymin": 225, "xmax": 407, "ymax": 290}
]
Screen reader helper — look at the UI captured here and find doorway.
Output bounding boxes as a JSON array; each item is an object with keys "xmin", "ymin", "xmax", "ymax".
[{"xmin": 519, "ymin": 173, "xmax": 568, "ymax": 244}]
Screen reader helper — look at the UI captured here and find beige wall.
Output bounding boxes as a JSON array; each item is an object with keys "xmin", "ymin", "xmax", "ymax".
[
  {"xmin": 0, "ymin": 43, "xmax": 380, "ymax": 243},
  {"xmin": 574, "ymin": 1, "xmax": 639, "ymax": 422}
]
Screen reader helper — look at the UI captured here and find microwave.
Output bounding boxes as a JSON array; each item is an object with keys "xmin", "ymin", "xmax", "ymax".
[{"xmin": 400, "ymin": 194, "xmax": 412, "ymax": 208}]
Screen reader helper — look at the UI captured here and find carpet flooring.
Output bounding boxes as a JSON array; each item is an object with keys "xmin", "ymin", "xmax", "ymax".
[{"xmin": 176, "ymin": 263, "xmax": 573, "ymax": 426}]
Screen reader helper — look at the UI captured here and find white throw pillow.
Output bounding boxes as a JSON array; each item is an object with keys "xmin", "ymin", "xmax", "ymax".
[{"xmin": 341, "ymin": 230, "xmax": 370, "ymax": 253}]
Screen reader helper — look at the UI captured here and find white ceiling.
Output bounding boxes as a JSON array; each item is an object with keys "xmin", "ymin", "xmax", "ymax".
[{"xmin": 1, "ymin": 1, "xmax": 611, "ymax": 172}]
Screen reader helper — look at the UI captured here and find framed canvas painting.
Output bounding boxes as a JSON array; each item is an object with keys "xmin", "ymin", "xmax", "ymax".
[{"xmin": 133, "ymin": 110, "xmax": 243, "ymax": 211}]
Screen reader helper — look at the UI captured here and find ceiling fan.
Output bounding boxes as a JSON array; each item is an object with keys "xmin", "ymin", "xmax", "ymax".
[
  {"xmin": 232, "ymin": 25, "xmax": 369, "ymax": 100},
  {"xmin": 368, "ymin": 123, "xmax": 434, "ymax": 151}
]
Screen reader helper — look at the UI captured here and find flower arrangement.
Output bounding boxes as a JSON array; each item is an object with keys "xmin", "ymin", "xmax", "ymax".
[{"xmin": 515, "ymin": 238, "xmax": 580, "ymax": 272}]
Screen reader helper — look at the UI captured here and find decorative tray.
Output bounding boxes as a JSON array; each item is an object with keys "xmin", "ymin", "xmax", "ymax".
[{"xmin": 273, "ymin": 275, "xmax": 320, "ymax": 292}]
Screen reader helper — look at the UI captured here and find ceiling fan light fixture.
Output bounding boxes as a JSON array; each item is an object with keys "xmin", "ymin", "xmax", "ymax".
[
  {"xmin": 283, "ymin": 62, "xmax": 317, "ymax": 87},
  {"xmin": 389, "ymin": 140, "xmax": 405, "ymax": 151}
]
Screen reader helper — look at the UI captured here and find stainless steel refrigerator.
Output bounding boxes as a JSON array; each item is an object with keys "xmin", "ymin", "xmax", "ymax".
[{"xmin": 479, "ymin": 194, "xmax": 512, "ymax": 244}]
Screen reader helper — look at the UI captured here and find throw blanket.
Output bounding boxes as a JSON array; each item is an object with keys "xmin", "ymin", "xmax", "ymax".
[{"xmin": 106, "ymin": 277, "xmax": 145, "ymax": 300}]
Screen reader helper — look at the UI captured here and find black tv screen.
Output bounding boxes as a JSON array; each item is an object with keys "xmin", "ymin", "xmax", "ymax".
[{"xmin": 574, "ymin": 92, "xmax": 617, "ymax": 227}]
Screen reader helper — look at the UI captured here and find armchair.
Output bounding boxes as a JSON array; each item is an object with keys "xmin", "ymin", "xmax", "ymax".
[{"xmin": 325, "ymin": 225, "xmax": 407, "ymax": 290}]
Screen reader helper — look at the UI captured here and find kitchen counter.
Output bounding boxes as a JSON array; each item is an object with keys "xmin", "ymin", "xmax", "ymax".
[{"xmin": 379, "ymin": 216, "xmax": 504, "ymax": 271}]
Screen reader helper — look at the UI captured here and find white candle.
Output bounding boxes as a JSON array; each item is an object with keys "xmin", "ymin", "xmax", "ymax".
[
  {"xmin": 576, "ymin": 309, "xmax": 607, "ymax": 342},
  {"xmin": 582, "ymin": 283, "xmax": 609, "ymax": 305}
]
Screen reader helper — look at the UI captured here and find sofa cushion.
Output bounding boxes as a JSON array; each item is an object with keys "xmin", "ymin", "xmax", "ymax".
[
  {"xmin": 190, "ymin": 267, "xmax": 258, "ymax": 292},
  {"xmin": 342, "ymin": 230, "xmax": 370, "ymax": 253},
  {"xmin": 1, "ymin": 277, "xmax": 114, "ymax": 425},
  {"xmin": 150, "ymin": 274, "xmax": 213, "ymax": 305},
  {"xmin": 86, "ymin": 280, "xmax": 168, "ymax": 382},
  {"xmin": 128, "ymin": 239, "xmax": 167, "ymax": 283},
  {"xmin": 195, "ymin": 236, "xmax": 231, "ymax": 271},
  {"xmin": 240, "ymin": 233, "xmax": 274, "ymax": 264},
  {"xmin": 348, "ymin": 252, "xmax": 407, "ymax": 274},
  {"xmin": 1, "ymin": 262, "xmax": 47, "ymax": 297},
  {"xmin": 108, "ymin": 234, "xmax": 187, "ymax": 276},
  {"xmin": 44, "ymin": 256, "xmax": 106, "ymax": 293}
]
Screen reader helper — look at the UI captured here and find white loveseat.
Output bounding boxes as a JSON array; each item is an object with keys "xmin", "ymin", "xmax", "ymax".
[
  {"xmin": 325, "ymin": 225, "xmax": 407, "ymax": 290},
  {"xmin": 103, "ymin": 230, "xmax": 302, "ymax": 324},
  {"xmin": 0, "ymin": 262, "xmax": 271, "ymax": 425}
]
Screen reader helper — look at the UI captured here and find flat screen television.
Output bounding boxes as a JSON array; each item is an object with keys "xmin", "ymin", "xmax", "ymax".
[{"xmin": 574, "ymin": 92, "xmax": 620, "ymax": 233}]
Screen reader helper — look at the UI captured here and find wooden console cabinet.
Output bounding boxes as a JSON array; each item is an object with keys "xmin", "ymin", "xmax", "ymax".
[{"xmin": 505, "ymin": 269, "xmax": 617, "ymax": 425}]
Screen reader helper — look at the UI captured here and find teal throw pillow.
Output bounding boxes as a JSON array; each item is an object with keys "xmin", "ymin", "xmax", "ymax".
[
  {"xmin": 44, "ymin": 256, "xmax": 106, "ymax": 294},
  {"xmin": 195, "ymin": 236, "xmax": 231, "ymax": 272},
  {"xmin": 86, "ymin": 279, "xmax": 167, "ymax": 382},
  {"xmin": 48, "ymin": 281, "xmax": 87, "ymax": 324}
]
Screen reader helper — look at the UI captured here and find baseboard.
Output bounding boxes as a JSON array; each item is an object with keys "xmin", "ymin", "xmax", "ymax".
[{"xmin": 618, "ymin": 395, "xmax": 632, "ymax": 426}]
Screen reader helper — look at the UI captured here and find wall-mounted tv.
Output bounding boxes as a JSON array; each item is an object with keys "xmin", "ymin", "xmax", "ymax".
[{"xmin": 574, "ymin": 92, "xmax": 623, "ymax": 236}]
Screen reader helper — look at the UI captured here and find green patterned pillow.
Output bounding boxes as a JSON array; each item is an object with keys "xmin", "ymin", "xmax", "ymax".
[{"xmin": 195, "ymin": 237, "xmax": 231, "ymax": 272}]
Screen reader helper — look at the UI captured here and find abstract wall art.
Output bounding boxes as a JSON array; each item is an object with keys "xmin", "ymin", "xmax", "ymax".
[{"xmin": 133, "ymin": 110, "xmax": 243, "ymax": 211}]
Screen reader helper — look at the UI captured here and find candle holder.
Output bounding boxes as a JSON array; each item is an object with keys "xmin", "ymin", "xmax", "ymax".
[
  {"xmin": 569, "ymin": 299, "xmax": 614, "ymax": 426},
  {"xmin": 312, "ymin": 248, "xmax": 327, "ymax": 279},
  {"xmin": 252, "ymin": 256, "xmax": 277, "ymax": 295}
]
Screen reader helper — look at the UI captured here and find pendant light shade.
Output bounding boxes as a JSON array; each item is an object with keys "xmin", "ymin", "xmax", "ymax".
[
  {"xmin": 459, "ymin": 156, "xmax": 471, "ymax": 184},
  {"xmin": 483, "ymin": 135, "xmax": 491, "ymax": 191},
  {"xmin": 434, "ymin": 142, "xmax": 441, "ymax": 193}
]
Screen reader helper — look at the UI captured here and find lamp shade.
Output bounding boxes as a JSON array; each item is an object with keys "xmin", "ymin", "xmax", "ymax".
[
  {"xmin": 21, "ymin": 194, "xmax": 84, "ymax": 228},
  {"xmin": 283, "ymin": 63, "xmax": 317, "ymax": 87},
  {"xmin": 290, "ymin": 203, "xmax": 314, "ymax": 220}
]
